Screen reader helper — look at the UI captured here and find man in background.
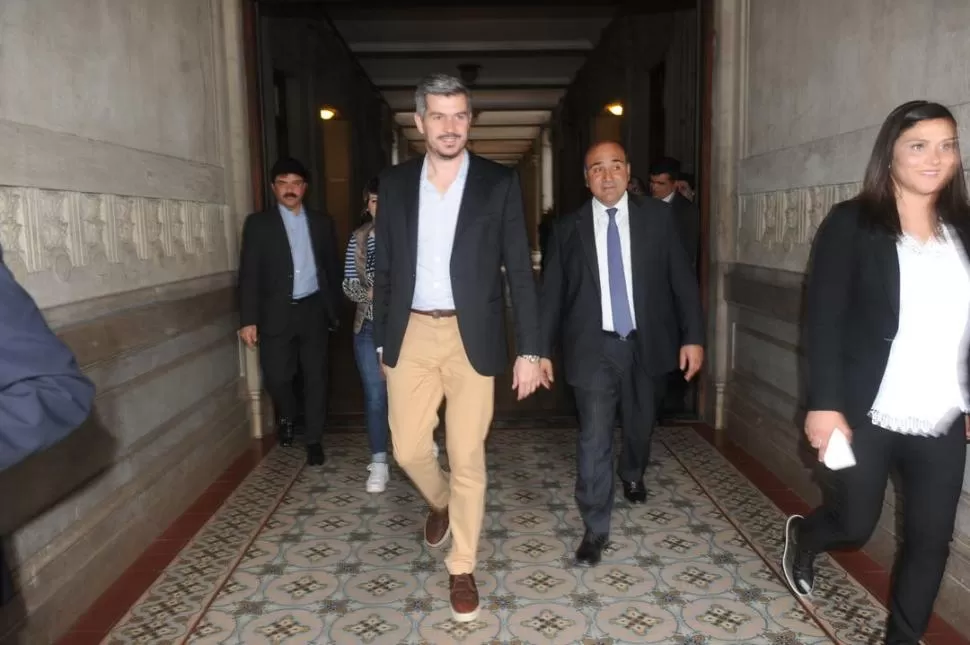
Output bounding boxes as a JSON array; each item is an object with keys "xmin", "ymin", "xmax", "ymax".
[
  {"xmin": 238, "ymin": 158, "xmax": 342, "ymax": 466},
  {"xmin": 648, "ymin": 157, "xmax": 699, "ymax": 267}
]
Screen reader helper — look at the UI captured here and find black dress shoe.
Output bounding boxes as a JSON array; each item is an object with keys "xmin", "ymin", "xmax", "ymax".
[
  {"xmin": 622, "ymin": 479, "xmax": 647, "ymax": 504},
  {"xmin": 306, "ymin": 443, "xmax": 325, "ymax": 466},
  {"xmin": 277, "ymin": 418, "xmax": 295, "ymax": 448},
  {"xmin": 575, "ymin": 533, "xmax": 609, "ymax": 566}
]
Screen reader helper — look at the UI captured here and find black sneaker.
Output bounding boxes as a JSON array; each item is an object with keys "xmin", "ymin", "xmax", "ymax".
[{"xmin": 782, "ymin": 515, "xmax": 815, "ymax": 597}]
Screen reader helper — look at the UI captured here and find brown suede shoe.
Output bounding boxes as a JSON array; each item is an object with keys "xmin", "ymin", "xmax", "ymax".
[
  {"xmin": 424, "ymin": 506, "xmax": 450, "ymax": 548},
  {"xmin": 449, "ymin": 573, "xmax": 480, "ymax": 622}
]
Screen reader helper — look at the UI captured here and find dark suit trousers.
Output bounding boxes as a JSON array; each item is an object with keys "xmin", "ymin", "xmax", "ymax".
[
  {"xmin": 572, "ymin": 334, "xmax": 664, "ymax": 537},
  {"xmin": 259, "ymin": 293, "xmax": 329, "ymax": 444},
  {"xmin": 799, "ymin": 418, "xmax": 966, "ymax": 644}
]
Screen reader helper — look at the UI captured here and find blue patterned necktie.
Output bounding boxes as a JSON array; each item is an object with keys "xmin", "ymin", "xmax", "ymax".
[{"xmin": 606, "ymin": 207, "xmax": 634, "ymax": 337}]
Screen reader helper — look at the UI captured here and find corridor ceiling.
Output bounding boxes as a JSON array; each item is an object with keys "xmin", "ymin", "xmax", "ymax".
[{"xmin": 262, "ymin": 1, "xmax": 632, "ymax": 165}]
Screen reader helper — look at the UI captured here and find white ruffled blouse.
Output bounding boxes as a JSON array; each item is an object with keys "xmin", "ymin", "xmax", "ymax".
[{"xmin": 868, "ymin": 226, "xmax": 970, "ymax": 436}]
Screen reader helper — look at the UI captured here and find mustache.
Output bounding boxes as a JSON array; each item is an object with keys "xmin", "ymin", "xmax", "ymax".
[{"xmin": 283, "ymin": 193, "xmax": 297, "ymax": 199}]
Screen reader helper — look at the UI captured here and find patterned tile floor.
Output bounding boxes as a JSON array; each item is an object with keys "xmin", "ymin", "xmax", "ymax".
[{"xmin": 97, "ymin": 425, "xmax": 909, "ymax": 645}]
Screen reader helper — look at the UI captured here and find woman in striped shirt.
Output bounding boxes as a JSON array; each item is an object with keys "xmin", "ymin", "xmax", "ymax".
[{"xmin": 343, "ymin": 177, "xmax": 390, "ymax": 493}]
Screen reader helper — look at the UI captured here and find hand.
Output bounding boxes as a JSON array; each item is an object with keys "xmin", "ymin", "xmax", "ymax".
[
  {"xmin": 804, "ymin": 410, "xmax": 852, "ymax": 462},
  {"xmin": 512, "ymin": 357, "xmax": 542, "ymax": 400},
  {"xmin": 238, "ymin": 325, "xmax": 258, "ymax": 348},
  {"xmin": 679, "ymin": 344, "xmax": 704, "ymax": 381},
  {"xmin": 539, "ymin": 358, "xmax": 555, "ymax": 389}
]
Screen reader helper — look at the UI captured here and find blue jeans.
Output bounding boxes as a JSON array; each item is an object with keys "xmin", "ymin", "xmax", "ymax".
[{"xmin": 353, "ymin": 321, "xmax": 389, "ymax": 459}]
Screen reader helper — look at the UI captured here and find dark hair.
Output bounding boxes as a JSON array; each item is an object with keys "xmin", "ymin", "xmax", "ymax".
[
  {"xmin": 270, "ymin": 157, "xmax": 309, "ymax": 183},
  {"xmin": 627, "ymin": 177, "xmax": 647, "ymax": 195},
  {"xmin": 363, "ymin": 176, "xmax": 379, "ymax": 199},
  {"xmin": 858, "ymin": 100, "xmax": 970, "ymax": 235},
  {"xmin": 648, "ymin": 157, "xmax": 681, "ymax": 180},
  {"xmin": 359, "ymin": 176, "xmax": 379, "ymax": 225}
]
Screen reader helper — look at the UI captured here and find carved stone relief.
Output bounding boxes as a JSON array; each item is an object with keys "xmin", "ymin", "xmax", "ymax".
[
  {"xmin": 0, "ymin": 186, "xmax": 231, "ymax": 308},
  {"xmin": 736, "ymin": 172, "xmax": 970, "ymax": 273}
]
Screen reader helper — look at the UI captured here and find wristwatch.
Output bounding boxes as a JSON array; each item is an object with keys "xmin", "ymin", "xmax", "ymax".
[{"xmin": 520, "ymin": 354, "xmax": 540, "ymax": 363}]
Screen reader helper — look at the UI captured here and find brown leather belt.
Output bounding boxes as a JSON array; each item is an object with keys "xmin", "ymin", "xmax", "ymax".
[{"xmin": 410, "ymin": 308, "xmax": 457, "ymax": 319}]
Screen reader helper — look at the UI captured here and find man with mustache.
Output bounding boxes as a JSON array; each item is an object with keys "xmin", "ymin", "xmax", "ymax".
[
  {"xmin": 373, "ymin": 73, "xmax": 542, "ymax": 622},
  {"xmin": 538, "ymin": 141, "xmax": 705, "ymax": 565},
  {"xmin": 238, "ymin": 158, "xmax": 342, "ymax": 465}
]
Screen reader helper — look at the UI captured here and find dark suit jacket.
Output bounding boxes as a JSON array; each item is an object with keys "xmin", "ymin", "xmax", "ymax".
[
  {"xmin": 373, "ymin": 154, "xmax": 540, "ymax": 376},
  {"xmin": 540, "ymin": 194, "xmax": 705, "ymax": 388},
  {"xmin": 238, "ymin": 207, "xmax": 342, "ymax": 336},
  {"xmin": 671, "ymin": 192, "xmax": 700, "ymax": 266},
  {"xmin": 804, "ymin": 199, "xmax": 970, "ymax": 428},
  {"xmin": 0, "ymin": 248, "xmax": 95, "ymax": 472}
]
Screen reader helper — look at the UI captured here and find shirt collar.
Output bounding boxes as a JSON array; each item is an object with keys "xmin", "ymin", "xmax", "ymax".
[
  {"xmin": 592, "ymin": 190, "xmax": 630, "ymax": 217},
  {"xmin": 421, "ymin": 149, "xmax": 470, "ymax": 187},
  {"xmin": 278, "ymin": 203, "xmax": 306, "ymax": 218},
  {"xmin": 662, "ymin": 191, "xmax": 675, "ymax": 204}
]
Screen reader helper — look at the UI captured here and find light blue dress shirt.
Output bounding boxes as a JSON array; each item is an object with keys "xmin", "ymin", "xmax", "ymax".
[
  {"xmin": 278, "ymin": 204, "xmax": 319, "ymax": 299},
  {"xmin": 411, "ymin": 151, "xmax": 469, "ymax": 310}
]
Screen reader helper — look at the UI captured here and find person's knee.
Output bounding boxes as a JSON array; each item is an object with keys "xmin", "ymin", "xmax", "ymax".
[{"xmin": 837, "ymin": 510, "xmax": 881, "ymax": 547}]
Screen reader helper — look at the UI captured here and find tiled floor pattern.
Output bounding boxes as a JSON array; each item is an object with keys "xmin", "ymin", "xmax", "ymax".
[{"xmin": 96, "ymin": 426, "xmax": 909, "ymax": 644}]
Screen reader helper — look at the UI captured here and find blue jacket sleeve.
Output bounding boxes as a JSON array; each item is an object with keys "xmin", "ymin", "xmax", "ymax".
[{"xmin": 0, "ymin": 257, "xmax": 95, "ymax": 471}]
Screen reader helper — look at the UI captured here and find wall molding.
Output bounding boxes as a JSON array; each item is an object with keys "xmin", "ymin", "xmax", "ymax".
[
  {"xmin": 736, "ymin": 181, "xmax": 861, "ymax": 273},
  {"xmin": 737, "ymin": 171, "xmax": 970, "ymax": 273},
  {"xmin": 0, "ymin": 185, "xmax": 233, "ymax": 309}
]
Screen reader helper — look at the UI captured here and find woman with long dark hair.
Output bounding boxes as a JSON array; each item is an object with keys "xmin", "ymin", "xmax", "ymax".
[
  {"xmin": 343, "ymin": 177, "xmax": 391, "ymax": 492},
  {"xmin": 783, "ymin": 100, "xmax": 970, "ymax": 644}
]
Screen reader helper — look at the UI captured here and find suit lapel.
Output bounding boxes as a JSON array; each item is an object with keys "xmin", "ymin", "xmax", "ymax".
[
  {"xmin": 627, "ymin": 197, "xmax": 650, "ymax": 306},
  {"xmin": 576, "ymin": 202, "xmax": 601, "ymax": 298},
  {"xmin": 453, "ymin": 154, "xmax": 487, "ymax": 245},
  {"xmin": 404, "ymin": 158, "xmax": 423, "ymax": 269},
  {"xmin": 872, "ymin": 229, "xmax": 900, "ymax": 318},
  {"xmin": 269, "ymin": 207, "xmax": 294, "ymax": 274}
]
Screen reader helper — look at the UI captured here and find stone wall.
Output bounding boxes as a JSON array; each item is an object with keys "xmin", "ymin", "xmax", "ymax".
[
  {"xmin": 0, "ymin": 1, "xmax": 254, "ymax": 642},
  {"xmin": 712, "ymin": 0, "xmax": 970, "ymax": 633}
]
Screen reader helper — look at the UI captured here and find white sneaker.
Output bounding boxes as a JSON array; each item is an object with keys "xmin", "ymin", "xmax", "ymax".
[
  {"xmin": 432, "ymin": 441, "xmax": 440, "ymax": 459},
  {"xmin": 366, "ymin": 462, "xmax": 389, "ymax": 493}
]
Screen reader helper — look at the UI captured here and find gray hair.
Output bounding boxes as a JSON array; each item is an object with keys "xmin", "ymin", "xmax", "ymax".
[{"xmin": 415, "ymin": 74, "xmax": 471, "ymax": 116}]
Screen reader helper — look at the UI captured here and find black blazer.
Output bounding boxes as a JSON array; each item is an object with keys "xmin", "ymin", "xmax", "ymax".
[
  {"xmin": 671, "ymin": 192, "xmax": 700, "ymax": 266},
  {"xmin": 237, "ymin": 207, "xmax": 342, "ymax": 335},
  {"xmin": 373, "ymin": 154, "xmax": 540, "ymax": 376},
  {"xmin": 805, "ymin": 199, "xmax": 970, "ymax": 428},
  {"xmin": 539, "ymin": 194, "xmax": 705, "ymax": 388}
]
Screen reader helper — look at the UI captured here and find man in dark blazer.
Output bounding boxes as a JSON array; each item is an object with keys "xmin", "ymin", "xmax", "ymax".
[
  {"xmin": 649, "ymin": 157, "xmax": 700, "ymax": 266},
  {"xmin": 539, "ymin": 141, "xmax": 705, "ymax": 566},
  {"xmin": 373, "ymin": 73, "xmax": 542, "ymax": 623},
  {"xmin": 237, "ymin": 158, "xmax": 341, "ymax": 466}
]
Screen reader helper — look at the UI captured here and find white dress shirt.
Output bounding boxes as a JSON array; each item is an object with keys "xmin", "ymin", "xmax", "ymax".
[
  {"xmin": 411, "ymin": 151, "xmax": 469, "ymax": 310},
  {"xmin": 869, "ymin": 226, "xmax": 970, "ymax": 436},
  {"xmin": 592, "ymin": 191, "xmax": 637, "ymax": 332}
]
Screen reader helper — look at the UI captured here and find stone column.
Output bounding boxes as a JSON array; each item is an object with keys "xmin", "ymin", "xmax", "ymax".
[{"xmin": 708, "ymin": 0, "xmax": 748, "ymax": 432}]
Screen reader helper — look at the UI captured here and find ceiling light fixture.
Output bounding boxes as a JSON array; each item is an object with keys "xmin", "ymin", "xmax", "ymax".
[
  {"xmin": 319, "ymin": 106, "xmax": 337, "ymax": 120},
  {"xmin": 606, "ymin": 102, "xmax": 624, "ymax": 116}
]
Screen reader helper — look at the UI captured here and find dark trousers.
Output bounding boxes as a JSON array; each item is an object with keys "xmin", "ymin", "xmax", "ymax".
[
  {"xmin": 259, "ymin": 293, "xmax": 329, "ymax": 444},
  {"xmin": 352, "ymin": 320, "xmax": 389, "ymax": 457},
  {"xmin": 572, "ymin": 334, "xmax": 664, "ymax": 537},
  {"xmin": 799, "ymin": 417, "xmax": 966, "ymax": 644}
]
